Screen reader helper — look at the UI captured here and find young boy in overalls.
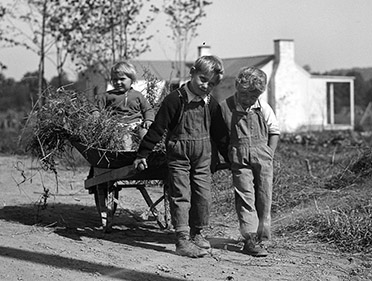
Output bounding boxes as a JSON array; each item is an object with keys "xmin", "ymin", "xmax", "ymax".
[
  {"xmin": 134, "ymin": 55, "xmax": 229, "ymax": 258},
  {"xmin": 220, "ymin": 67, "xmax": 280, "ymax": 257}
]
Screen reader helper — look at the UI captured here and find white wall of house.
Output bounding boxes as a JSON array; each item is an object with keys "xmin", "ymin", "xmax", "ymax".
[
  {"xmin": 307, "ymin": 77, "xmax": 328, "ymax": 130},
  {"xmin": 271, "ymin": 39, "xmax": 354, "ymax": 132},
  {"xmin": 271, "ymin": 39, "xmax": 312, "ymax": 132}
]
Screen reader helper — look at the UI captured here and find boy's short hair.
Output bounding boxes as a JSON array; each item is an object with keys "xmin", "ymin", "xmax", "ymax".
[
  {"xmin": 111, "ymin": 61, "xmax": 137, "ymax": 83},
  {"xmin": 236, "ymin": 67, "xmax": 267, "ymax": 93},
  {"xmin": 193, "ymin": 55, "xmax": 224, "ymax": 83}
]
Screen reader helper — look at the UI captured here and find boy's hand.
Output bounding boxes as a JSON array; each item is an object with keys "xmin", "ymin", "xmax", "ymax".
[
  {"xmin": 133, "ymin": 158, "xmax": 148, "ymax": 171},
  {"xmin": 142, "ymin": 120, "xmax": 152, "ymax": 129}
]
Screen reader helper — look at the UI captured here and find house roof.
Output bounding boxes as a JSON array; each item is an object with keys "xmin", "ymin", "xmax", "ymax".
[
  {"xmin": 132, "ymin": 60, "xmax": 187, "ymax": 82},
  {"xmin": 133, "ymin": 54, "xmax": 274, "ymax": 81},
  {"xmin": 222, "ymin": 55, "xmax": 274, "ymax": 77}
]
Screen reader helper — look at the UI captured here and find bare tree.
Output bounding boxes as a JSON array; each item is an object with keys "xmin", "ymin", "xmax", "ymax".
[
  {"xmin": 50, "ymin": 0, "xmax": 159, "ymax": 81},
  {"xmin": 163, "ymin": 0, "xmax": 211, "ymax": 81},
  {"xmin": 0, "ymin": 0, "xmax": 158, "ymax": 94},
  {"xmin": 38, "ymin": 0, "xmax": 47, "ymax": 107},
  {"xmin": 0, "ymin": 0, "xmax": 56, "ymax": 105}
]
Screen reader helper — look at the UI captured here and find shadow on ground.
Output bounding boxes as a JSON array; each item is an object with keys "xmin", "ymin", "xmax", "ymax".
[
  {"xmin": 0, "ymin": 202, "xmax": 246, "ymax": 256},
  {"xmin": 0, "ymin": 245, "xmax": 184, "ymax": 281},
  {"xmin": 0, "ymin": 203, "xmax": 175, "ymax": 254}
]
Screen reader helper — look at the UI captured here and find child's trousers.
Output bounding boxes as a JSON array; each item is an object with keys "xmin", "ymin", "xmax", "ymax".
[
  {"xmin": 166, "ymin": 99, "xmax": 212, "ymax": 234},
  {"xmin": 230, "ymin": 142, "xmax": 273, "ymax": 242},
  {"xmin": 167, "ymin": 138, "xmax": 212, "ymax": 233},
  {"xmin": 228, "ymin": 108, "xmax": 274, "ymax": 242}
]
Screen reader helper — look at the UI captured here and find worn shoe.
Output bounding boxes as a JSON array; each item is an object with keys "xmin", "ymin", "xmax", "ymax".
[
  {"xmin": 242, "ymin": 240, "xmax": 268, "ymax": 257},
  {"xmin": 190, "ymin": 233, "xmax": 211, "ymax": 249},
  {"xmin": 176, "ymin": 239, "xmax": 208, "ymax": 258}
]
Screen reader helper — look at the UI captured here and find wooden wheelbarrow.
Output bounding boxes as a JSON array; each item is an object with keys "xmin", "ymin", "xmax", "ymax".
[{"xmin": 71, "ymin": 141, "xmax": 170, "ymax": 233}]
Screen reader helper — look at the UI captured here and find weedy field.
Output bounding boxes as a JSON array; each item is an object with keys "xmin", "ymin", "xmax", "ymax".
[{"xmin": 212, "ymin": 130, "xmax": 372, "ymax": 257}]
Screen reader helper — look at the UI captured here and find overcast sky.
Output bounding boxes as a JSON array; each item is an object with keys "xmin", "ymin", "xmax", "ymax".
[{"xmin": 1, "ymin": 0, "xmax": 371, "ymax": 81}]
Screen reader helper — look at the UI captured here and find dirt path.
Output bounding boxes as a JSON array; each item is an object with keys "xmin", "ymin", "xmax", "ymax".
[{"xmin": 0, "ymin": 155, "xmax": 369, "ymax": 281}]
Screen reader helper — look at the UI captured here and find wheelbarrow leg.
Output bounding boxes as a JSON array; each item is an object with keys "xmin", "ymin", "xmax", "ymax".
[
  {"xmin": 137, "ymin": 186, "xmax": 163, "ymax": 228},
  {"xmin": 94, "ymin": 182, "xmax": 119, "ymax": 233},
  {"xmin": 137, "ymin": 181, "xmax": 172, "ymax": 230}
]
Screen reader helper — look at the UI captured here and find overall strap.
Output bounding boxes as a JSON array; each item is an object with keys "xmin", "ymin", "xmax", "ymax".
[
  {"xmin": 165, "ymin": 87, "xmax": 187, "ymax": 141},
  {"xmin": 176, "ymin": 87, "xmax": 188, "ymax": 124},
  {"xmin": 176, "ymin": 86, "xmax": 212, "ymax": 128}
]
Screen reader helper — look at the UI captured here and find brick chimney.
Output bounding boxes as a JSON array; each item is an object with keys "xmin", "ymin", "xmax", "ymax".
[
  {"xmin": 269, "ymin": 39, "xmax": 295, "ymax": 115},
  {"xmin": 198, "ymin": 45, "xmax": 211, "ymax": 57},
  {"xmin": 274, "ymin": 39, "xmax": 295, "ymax": 63}
]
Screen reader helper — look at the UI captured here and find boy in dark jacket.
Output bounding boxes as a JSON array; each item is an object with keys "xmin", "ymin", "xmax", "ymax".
[{"xmin": 134, "ymin": 55, "xmax": 229, "ymax": 258}]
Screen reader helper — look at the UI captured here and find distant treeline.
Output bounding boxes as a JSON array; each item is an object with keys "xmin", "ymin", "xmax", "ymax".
[
  {"xmin": 0, "ymin": 70, "xmax": 86, "ymax": 131},
  {"xmin": 1, "ymin": 67, "xmax": 372, "ymax": 130}
]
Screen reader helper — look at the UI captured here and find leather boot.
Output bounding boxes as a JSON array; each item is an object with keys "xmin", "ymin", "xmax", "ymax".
[
  {"xmin": 190, "ymin": 228, "xmax": 211, "ymax": 249},
  {"xmin": 175, "ymin": 231, "xmax": 208, "ymax": 258},
  {"xmin": 242, "ymin": 233, "xmax": 268, "ymax": 257}
]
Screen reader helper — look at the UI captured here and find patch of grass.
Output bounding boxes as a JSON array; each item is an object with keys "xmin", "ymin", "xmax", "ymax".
[
  {"xmin": 272, "ymin": 131, "xmax": 372, "ymax": 211},
  {"xmin": 273, "ymin": 131, "xmax": 372, "ymax": 255},
  {"xmin": 317, "ymin": 201, "xmax": 371, "ymax": 253},
  {"xmin": 211, "ymin": 169, "xmax": 234, "ymax": 214},
  {"xmin": 276, "ymin": 195, "xmax": 372, "ymax": 254}
]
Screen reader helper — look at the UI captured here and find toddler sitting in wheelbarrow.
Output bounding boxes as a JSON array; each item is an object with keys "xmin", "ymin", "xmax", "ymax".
[
  {"xmin": 92, "ymin": 61, "xmax": 155, "ymax": 150},
  {"xmin": 89, "ymin": 61, "xmax": 155, "ymax": 231}
]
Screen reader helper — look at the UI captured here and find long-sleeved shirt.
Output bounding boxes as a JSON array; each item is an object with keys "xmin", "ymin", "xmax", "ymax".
[
  {"xmin": 95, "ymin": 88, "xmax": 155, "ymax": 124},
  {"xmin": 137, "ymin": 83, "xmax": 230, "ymax": 160},
  {"xmin": 220, "ymin": 94, "xmax": 280, "ymax": 136}
]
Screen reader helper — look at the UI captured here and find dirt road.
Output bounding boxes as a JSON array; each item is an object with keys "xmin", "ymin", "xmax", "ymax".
[{"xmin": 0, "ymin": 155, "xmax": 369, "ymax": 281}]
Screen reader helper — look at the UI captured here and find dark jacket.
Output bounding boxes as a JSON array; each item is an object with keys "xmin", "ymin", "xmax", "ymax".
[{"xmin": 137, "ymin": 84, "xmax": 230, "ymax": 165}]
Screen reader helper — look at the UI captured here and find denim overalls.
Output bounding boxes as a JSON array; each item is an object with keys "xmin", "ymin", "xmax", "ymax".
[
  {"xmin": 226, "ymin": 95, "xmax": 274, "ymax": 242},
  {"xmin": 166, "ymin": 88, "xmax": 212, "ymax": 233}
]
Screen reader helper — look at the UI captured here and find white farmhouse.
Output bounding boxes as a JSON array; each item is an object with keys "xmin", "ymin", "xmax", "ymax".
[
  {"xmin": 213, "ymin": 39, "xmax": 354, "ymax": 133},
  {"xmin": 82, "ymin": 39, "xmax": 354, "ymax": 133}
]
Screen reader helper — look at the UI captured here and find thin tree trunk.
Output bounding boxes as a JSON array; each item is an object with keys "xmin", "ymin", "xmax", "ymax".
[{"xmin": 38, "ymin": 0, "xmax": 47, "ymax": 108}]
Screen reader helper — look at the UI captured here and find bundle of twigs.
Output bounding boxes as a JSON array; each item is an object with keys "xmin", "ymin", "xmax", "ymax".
[{"xmin": 21, "ymin": 87, "xmax": 138, "ymax": 171}]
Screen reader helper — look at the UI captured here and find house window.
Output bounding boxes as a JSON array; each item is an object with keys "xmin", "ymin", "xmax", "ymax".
[{"xmin": 326, "ymin": 82, "xmax": 351, "ymax": 125}]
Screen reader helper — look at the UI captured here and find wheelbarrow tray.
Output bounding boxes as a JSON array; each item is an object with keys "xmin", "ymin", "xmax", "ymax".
[
  {"xmin": 71, "ymin": 141, "xmax": 168, "ymax": 182},
  {"xmin": 71, "ymin": 141, "xmax": 137, "ymax": 169}
]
